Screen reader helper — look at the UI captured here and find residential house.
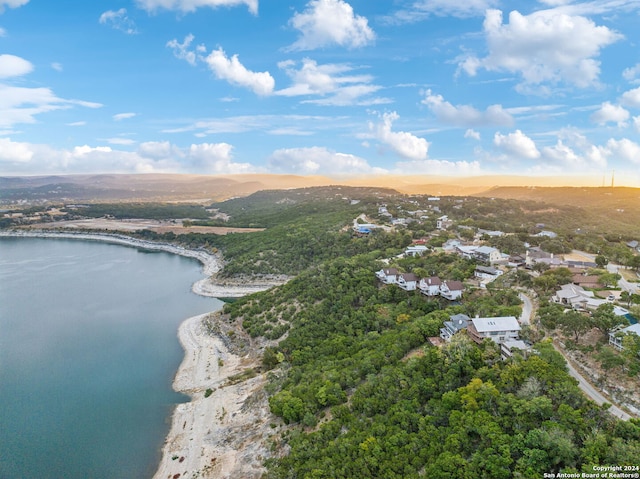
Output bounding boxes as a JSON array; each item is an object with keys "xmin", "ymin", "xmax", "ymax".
[
  {"xmin": 397, "ymin": 273, "xmax": 419, "ymax": 291},
  {"xmin": 467, "ymin": 316, "xmax": 521, "ymax": 345},
  {"xmin": 571, "ymin": 274, "xmax": 603, "ymax": 289},
  {"xmin": 609, "ymin": 323, "xmax": 640, "ymax": 351},
  {"xmin": 553, "ymin": 283, "xmax": 606, "ymax": 311},
  {"xmin": 475, "ymin": 245, "xmax": 503, "ymax": 264},
  {"xmin": 376, "ymin": 268, "xmax": 399, "ymax": 284},
  {"xmin": 477, "ymin": 229, "xmax": 505, "ymax": 238},
  {"xmin": 405, "ymin": 245, "xmax": 428, "ymax": 257},
  {"xmin": 436, "ymin": 215, "xmax": 453, "ymax": 230},
  {"xmin": 418, "ymin": 276, "xmax": 442, "ymax": 296},
  {"xmin": 440, "ymin": 313, "xmax": 470, "ymax": 341},
  {"xmin": 534, "ymin": 230, "xmax": 558, "ymax": 239},
  {"xmin": 475, "ymin": 265, "xmax": 503, "ymax": 280},
  {"xmin": 501, "ymin": 340, "xmax": 532, "ymax": 359},
  {"xmin": 525, "ymin": 247, "xmax": 554, "ymax": 268},
  {"xmin": 440, "ymin": 280, "xmax": 464, "ymax": 301},
  {"xmin": 566, "ymin": 260, "xmax": 598, "ymax": 269}
]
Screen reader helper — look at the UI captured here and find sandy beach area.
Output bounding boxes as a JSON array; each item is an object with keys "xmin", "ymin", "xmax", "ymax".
[
  {"xmin": 153, "ymin": 313, "xmax": 274, "ymax": 479},
  {"xmin": 1, "ymin": 230, "xmax": 284, "ymax": 478}
]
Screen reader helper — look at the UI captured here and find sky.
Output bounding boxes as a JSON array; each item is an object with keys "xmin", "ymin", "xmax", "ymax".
[{"xmin": 1, "ymin": 0, "xmax": 640, "ymax": 184}]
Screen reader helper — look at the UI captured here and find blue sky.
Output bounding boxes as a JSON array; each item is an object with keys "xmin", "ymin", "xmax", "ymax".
[{"xmin": 1, "ymin": 0, "xmax": 640, "ymax": 184}]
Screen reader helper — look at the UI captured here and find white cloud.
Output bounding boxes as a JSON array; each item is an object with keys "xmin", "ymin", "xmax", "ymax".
[
  {"xmin": 634, "ymin": 116, "xmax": 640, "ymax": 133},
  {"xmin": 0, "ymin": 137, "xmax": 33, "ymax": 163},
  {"xmin": 0, "ymin": 0, "xmax": 29, "ymax": 12},
  {"xmin": 460, "ymin": 9, "xmax": 622, "ymax": 90},
  {"xmin": 0, "ymin": 138, "xmax": 255, "ymax": 174},
  {"xmin": 105, "ymin": 138, "xmax": 137, "ymax": 145},
  {"xmin": 465, "ymin": 129, "xmax": 481, "ymax": 140},
  {"xmin": 369, "ymin": 111, "xmax": 429, "ymax": 160},
  {"xmin": 135, "ymin": 0, "xmax": 258, "ymax": 14},
  {"xmin": 288, "ymin": 0, "xmax": 375, "ymax": 51},
  {"xmin": 0, "ymin": 84, "xmax": 102, "ymax": 128},
  {"xmin": 113, "ymin": 112, "xmax": 137, "ymax": 121},
  {"xmin": 167, "ymin": 34, "xmax": 201, "ymax": 66},
  {"xmin": 0, "ymin": 27, "xmax": 6, "ymax": 36},
  {"xmin": 422, "ymin": 89, "xmax": 514, "ymax": 127},
  {"xmin": 268, "ymin": 146, "xmax": 384, "ymax": 176},
  {"xmin": 387, "ymin": 0, "xmax": 498, "ymax": 23},
  {"xmin": 590, "ymin": 102, "xmax": 630, "ymax": 126},
  {"xmin": 620, "ymin": 87, "xmax": 640, "ymax": 108},
  {"xmin": 99, "ymin": 8, "xmax": 138, "ymax": 34},
  {"xmin": 604, "ymin": 138, "xmax": 640, "ymax": 165},
  {"xmin": 0, "ymin": 54, "xmax": 33, "ymax": 78},
  {"xmin": 203, "ymin": 47, "xmax": 274, "ymax": 96},
  {"xmin": 66, "ymin": 121, "xmax": 86, "ymax": 126},
  {"xmin": 51, "ymin": 62, "xmax": 63, "ymax": 72},
  {"xmin": 623, "ymin": 63, "xmax": 640, "ymax": 83},
  {"xmin": 494, "ymin": 129, "xmax": 540, "ymax": 159},
  {"xmin": 276, "ymin": 58, "xmax": 388, "ymax": 106}
]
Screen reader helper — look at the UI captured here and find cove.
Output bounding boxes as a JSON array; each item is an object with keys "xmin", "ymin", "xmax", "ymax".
[{"xmin": 0, "ymin": 237, "xmax": 222, "ymax": 479}]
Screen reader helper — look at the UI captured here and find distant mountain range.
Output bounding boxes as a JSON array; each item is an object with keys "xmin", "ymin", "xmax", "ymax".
[{"xmin": 1, "ymin": 173, "xmax": 637, "ymax": 206}]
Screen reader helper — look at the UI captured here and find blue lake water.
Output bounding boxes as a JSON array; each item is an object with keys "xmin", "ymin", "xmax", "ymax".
[{"xmin": 0, "ymin": 237, "xmax": 222, "ymax": 479}]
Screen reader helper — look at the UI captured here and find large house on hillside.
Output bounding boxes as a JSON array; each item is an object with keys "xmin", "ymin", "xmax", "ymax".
[
  {"xmin": 397, "ymin": 273, "xmax": 419, "ymax": 291},
  {"xmin": 440, "ymin": 280, "xmax": 464, "ymax": 301},
  {"xmin": 467, "ymin": 316, "xmax": 521, "ymax": 345},
  {"xmin": 440, "ymin": 313, "xmax": 470, "ymax": 341},
  {"xmin": 609, "ymin": 323, "xmax": 640, "ymax": 352},
  {"xmin": 418, "ymin": 276, "xmax": 441, "ymax": 296},
  {"xmin": 376, "ymin": 268, "xmax": 399, "ymax": 284},
  {"xmin": 456, "ymin": 245, "xmax": 504, "ymax": 265}
]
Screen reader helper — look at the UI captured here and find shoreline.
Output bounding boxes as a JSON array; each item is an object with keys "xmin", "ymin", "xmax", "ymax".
[{"xmin": 1, "ymin": 229, "xmax": 280, "ymax": 478}]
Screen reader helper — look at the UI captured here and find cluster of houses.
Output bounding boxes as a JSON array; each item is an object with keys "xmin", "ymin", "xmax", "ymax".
[
  {"xmin": 376, "ymin": 268, "xmax": 465, "ymax": 301},
  {"xmin": 376, "ymin": 268, "xmax": 530, "ymax": 358}
]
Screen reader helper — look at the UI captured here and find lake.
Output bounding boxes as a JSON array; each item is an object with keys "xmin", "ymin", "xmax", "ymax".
[{"xmin": 0, "ymin": 237, "xmax": 222, "ymax": 478}]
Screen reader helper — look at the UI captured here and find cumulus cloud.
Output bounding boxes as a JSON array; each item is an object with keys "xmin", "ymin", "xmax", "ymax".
[
  {"xmin": 276, "ymin": 58, "xmax": 388, "ymax": 106},
  {"xmin": 634, "ymin": 116, "xmax": 640, "ymax": 133},
  {"xmin": 288, "ymin": 0, "xmax": 375, "ymax": 51},
  {"xmin": 0, "ymin": 54, "xmax": 33, "ymax": 78},
  {"xmin": 113, "ymin": 112, "xmax": 137, "ymax": 121},
  {"xmin": 135, "ymin": 0, "xmax": 258, "ymax": 15},
  {"xmin": 465, "ymin": 129, "xmax": 481, "ymax": 140},
  {"xmin": 0, "ymin": 138, "xmax": 255, "ymax": 175},
  {"xmin": 620, "ymin": 87, "xmax": 640, "ymax": 108},
  {"xmin": 268, "ymin": 146, "xmax": 384, "ymax": 176},
  {"xmin": 590, "ymin": 102, "xmax": 630, "ymax": 126},
  {"xmin": 0, "ymin": 0, "xmax": 29, "ymax": 12},
  {"xmin": 167, "ymin": 36, "xmax": 274, "ymax": 96},
  {"xmin": 0, "ymin": 27, "xmax": 6, "ymax": 37},
  {"xmin": 99, "ymin": 8, "xmax": 138, "ymax": 34},
  {"xmin": 623, "ymin": 63, "xmax": 640, "ymax": 83},
  {"xmin": 203, "ymin": 47, "xmax": 274, "ymax": 96},
  {"xmin": 494, "ymin": 129, "xmax": 540, "ymax": 159},
  {"xmin": 422, "ymin": 89, "xmax": 514, "ymax": 127},
  {"xmin": 604, "ymin": 138, "xmax": 640, "ymax": 165},
  {"xmin": 369, "ymin": 111, "xmax": 429, "ymax": 161},
  {"xmin": 459, "ymin": 9, "xmax": 622, "ymax": 90},
  {"xmin": 0, "ymin": 84, "xmax": 102, "ymax": 128}
]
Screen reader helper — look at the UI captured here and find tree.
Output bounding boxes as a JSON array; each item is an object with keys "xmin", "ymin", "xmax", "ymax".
[
  {"xmin": 598, "ymin": 272, "xmax": 620, "ymax": 288},
  {"xmin": 558, "ymin": 310, "xmax": 591, "ymax": 342},
  {"xmin": 595, "ymin": 254, "xmax": 608, "ymax": 268},
  {"xmin": 591, "ymin": 303, "xmax": 625, "ymax": 336}
]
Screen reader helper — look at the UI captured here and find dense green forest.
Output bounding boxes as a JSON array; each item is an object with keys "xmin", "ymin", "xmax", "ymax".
[{"xmin": 218, "ymin": 253, "xmax": 640, "ymax": 478}]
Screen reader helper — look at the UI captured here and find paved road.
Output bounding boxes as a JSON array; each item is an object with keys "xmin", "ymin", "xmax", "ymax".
[
  {"xmin": 553, "ymin": 344, "xmax": 632, "ymax": 421},
  {"xmin": 571, "ymin": 249, "xmax": 638, "ymax": 294}
]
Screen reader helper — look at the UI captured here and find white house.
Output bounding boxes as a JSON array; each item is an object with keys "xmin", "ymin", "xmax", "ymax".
[
  {"xmin": 376, "ymin": 268, "xmax": 399, "ymax": 284},
  {"xmin": 440, "ymin": 280, "xmax": 464, "ymax": 301},
  {"xmin": 418, "ymin": 276, "xmax": 442, "ymax": 296},
  {"xmin": 609, "ymin": 323, "xmax": 640, "ymax": 351},
  {"xmin": 475, "ymin": 265, "xmax": 503, "ymax": 280},
  {"xmin": 405, "ymin": 245, "xmax": 428, "ymax": 257},
  {"xmin": 474, "ymin": 246, "xmax": 503, "ymax": 264},
  {"xmin": 501, "ymin": 340, "xmax": 532, "ymax": 359},
  {"xmin": 468, "ymin": 316, "xmax": 521, "ymax": 345},
  {"xmin": 437, "ymin": 215, "xmax": 453, "ymax": 230},
  {"xmin": 397, "ymin": 273, "xmax": 420, "ymax": 291}
]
